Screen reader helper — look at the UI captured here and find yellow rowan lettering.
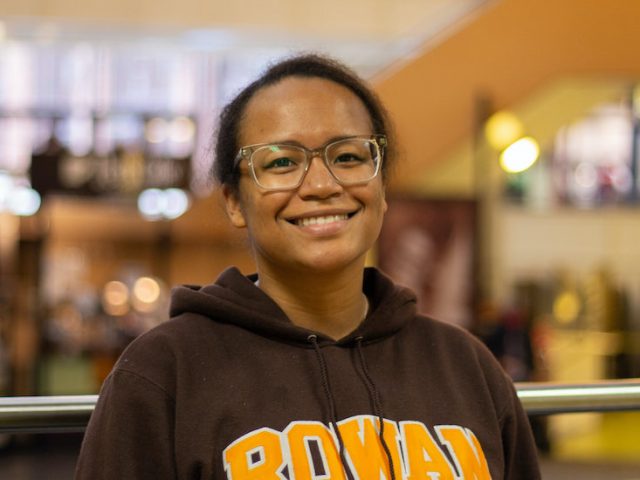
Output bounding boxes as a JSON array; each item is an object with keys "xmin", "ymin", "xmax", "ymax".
[
  {"xmin": 436, "ymin": 426, "xmax": 492, "ymax": 480},
  {"xmin": 338, "ymin": 416, "xmax": 403, "ymax": 480},
  {"xmin": 222, "ymin": 418, "xmax": 493, "ymax": 480},
  {"xmin": 223, "ymin": 428, "xmax": 284, "ymax": 479},
  {"xmin": 401, "ymin": 421, "xmax": 456, "ymax": 480},
  {"xmin": 285, "ymin": 421, "xmax": 346, "ymax": 480}
]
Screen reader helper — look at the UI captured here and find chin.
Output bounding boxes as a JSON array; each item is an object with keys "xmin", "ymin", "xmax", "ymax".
[{"xmin": 293, "ymin": 251, "xmax": 367, "ymax": 274}]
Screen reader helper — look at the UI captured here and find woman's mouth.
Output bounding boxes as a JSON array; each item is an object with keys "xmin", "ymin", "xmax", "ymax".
[
  {"xmin": 295, "ymin": 214, "xmax": 349, "ymax": 227},
  {"xmin": 285, "ymin": 210, "xmax": 358, "ymax": 227}
]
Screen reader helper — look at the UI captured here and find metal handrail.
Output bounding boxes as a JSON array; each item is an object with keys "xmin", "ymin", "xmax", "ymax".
[
  {"xmin": 0, "ymin": 395, "xmax": 98, "ymax": 434},
  {"xmin": 517, "ymin": 379, "xmax": 640, "ymax": 415},
  {"xmin": 1, "ymin": 379, "xmax": 640, "ymax": 433}
]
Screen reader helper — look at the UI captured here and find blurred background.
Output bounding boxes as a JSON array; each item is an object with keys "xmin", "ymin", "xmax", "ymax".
[{"xmin": 1, "ymin": 0, "xmax": 640, "ymax": 477}]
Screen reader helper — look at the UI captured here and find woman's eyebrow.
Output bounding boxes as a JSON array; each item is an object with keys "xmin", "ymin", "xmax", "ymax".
[{"xmin": 266, "ymin": 135, "xmax": 360, "ymax": 149}]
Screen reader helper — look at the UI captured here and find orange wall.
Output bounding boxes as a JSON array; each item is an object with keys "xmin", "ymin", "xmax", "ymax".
[{"xmin": 374, "ymin": 0, "xmax": 640, "ymax": 191}]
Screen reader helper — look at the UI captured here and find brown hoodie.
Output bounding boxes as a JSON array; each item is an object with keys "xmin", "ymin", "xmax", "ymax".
[{"xmin": 75, "ymin": 267, "xmax": 540, "ymax": 479}]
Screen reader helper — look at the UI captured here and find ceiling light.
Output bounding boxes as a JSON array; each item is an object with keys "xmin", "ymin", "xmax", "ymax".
[
  {"xmin": 499, "ymin": 137, "xmax": 540, "ymax": 173},
  {"xmin": 485, "ymin": 111, "xmax": 524, "ymax": 151}
]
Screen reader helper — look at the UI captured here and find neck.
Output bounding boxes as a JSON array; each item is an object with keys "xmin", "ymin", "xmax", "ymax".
[{"xmin": 256, "ymin": 261, "xmax": 368, "ymax": 340}]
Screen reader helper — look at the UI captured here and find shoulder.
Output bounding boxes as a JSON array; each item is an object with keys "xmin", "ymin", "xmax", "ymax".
[
  {"xmin": 416, "ymin": 314, "xmax": 503, "ymax": 370},
  {"xmin": 410, "ymin": 314, "xmax": 492, "ymax": 356},
  {"xmin": 407, "ymin": 314, "xmax": 516, "ymax": 405},
  {"xmin": 110, "ymin": 313, "xmax": 214, "ymax": 392},
  {"xmin": 119, "ymin": 313, "xmax": 211, "ymax": 359}
]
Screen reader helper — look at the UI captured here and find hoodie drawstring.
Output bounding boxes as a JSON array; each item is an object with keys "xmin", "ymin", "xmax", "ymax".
[
  {"xmin": 355, "ymin": 336, "xmax": 396, "ymax": 480},
  {"xmin": 307, "ymin": 334, "xmax": 396, "ymax": 480},
  {"xmin": 307, "ymin": 334, "xmax": 353, "ymax": 480}
]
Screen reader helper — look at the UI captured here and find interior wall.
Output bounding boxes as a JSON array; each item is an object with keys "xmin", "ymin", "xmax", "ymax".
[{"xmin": 499, "ymin": 206, "xmax": 640, "ymax": 303}]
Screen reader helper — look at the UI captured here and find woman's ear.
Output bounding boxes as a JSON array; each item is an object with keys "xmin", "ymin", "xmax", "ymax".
[{"xmin": 222, "ymin": 185, "xmax": 247, "ymax": 228}]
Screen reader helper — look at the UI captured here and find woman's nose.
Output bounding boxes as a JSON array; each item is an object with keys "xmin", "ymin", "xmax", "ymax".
[{"xmin": 297, "ymin": 156, "xmax": 342, "ymax": 198}]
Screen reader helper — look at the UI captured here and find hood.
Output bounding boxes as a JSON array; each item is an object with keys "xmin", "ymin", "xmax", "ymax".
[{"xmin": 169, "ymin": 267, "xmax": 417, "ymax": 346}]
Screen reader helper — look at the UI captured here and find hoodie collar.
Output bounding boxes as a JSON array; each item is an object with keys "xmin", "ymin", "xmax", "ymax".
[{"xmin": 169, "ymin": 267, "xmax": 416, "ymax": 347}]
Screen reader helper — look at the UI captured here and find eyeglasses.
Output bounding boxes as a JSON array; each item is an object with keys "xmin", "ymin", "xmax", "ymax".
[{"xmin": 234, "ymin": 134, "xmax": 386, "ymax": 191}]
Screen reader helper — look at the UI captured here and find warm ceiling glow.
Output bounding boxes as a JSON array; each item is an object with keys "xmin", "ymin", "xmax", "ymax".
[
  {"xmin": 499, "ymin": 136, "xmax": 540, "ymax": 173},
  {"xmin": 485, "ymin": 111, "xmax": 524, "ymax": 151}
]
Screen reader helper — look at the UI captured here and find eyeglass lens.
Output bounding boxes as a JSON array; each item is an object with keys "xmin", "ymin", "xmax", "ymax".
[{"xmin": 250, "ymin": 138, "xmax": 380, "ymax": 189}]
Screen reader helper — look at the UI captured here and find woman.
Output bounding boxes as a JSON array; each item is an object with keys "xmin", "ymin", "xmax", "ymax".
[{"xmin": 76, "ymin": 54, "xmax": 540, "ymax": 479}]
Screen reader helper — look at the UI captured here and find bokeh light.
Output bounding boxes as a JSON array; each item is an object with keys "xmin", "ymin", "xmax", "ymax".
[
  {"xmin": 0, "ymin": 173, "xmax": 42, "ymax": 216},
  {"xmin": 485, "ymin": 111, "xmax": 524, "ymax": 151},
  {"xmin": 102, "ymin": 281, "xmax": 130, "ymax": 316},
  {"xmin": 169, "ymin": 116, "xmax": 195, "ymax": 143},
  {"xmin": 132, "ymin": 276, "xmax": 162, "ymax": 313},
  {"xmin": 499, "ymin": 136, "xmax": 540, "ymax": 173},
  {"xmin": 137, "ymin": 188, "xmax": 164, "ymax": 220},
  {"xmin": 145, "ymin": 117, "xmax": 169, "ymax": 144},
  {"xmin": 553, "ymin": 290, "xmax": 581, "ymax": 325},
  {"xmin": 137, "ymin": 187, "xmax": 190, "ymax": 221},
  {"xmin": 163, "ymin": 188, "xmax": 190, "ymax": 219},
  {"xmin": 7, "ymin": 185, "xmax": 41, "ymax": 216}
]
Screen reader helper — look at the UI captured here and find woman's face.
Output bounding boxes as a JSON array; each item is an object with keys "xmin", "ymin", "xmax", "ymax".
[{"xmin": 223, "ymin": 76, "xmax": 387, "ymax": 275}]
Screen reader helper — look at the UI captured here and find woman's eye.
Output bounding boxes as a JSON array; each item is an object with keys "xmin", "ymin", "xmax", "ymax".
[
  {"xmin": 265, "ymin": 157, "xmax": 295, "ymax": 169},
  {"xmin": 334, "ymin": 153, "xmax": 364, "ymax": 164}
]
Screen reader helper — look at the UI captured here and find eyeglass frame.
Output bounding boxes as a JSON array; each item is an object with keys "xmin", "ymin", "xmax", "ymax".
[{"xmin": 233, "ymin": 134, "xmax": 387, "ymax": 191}]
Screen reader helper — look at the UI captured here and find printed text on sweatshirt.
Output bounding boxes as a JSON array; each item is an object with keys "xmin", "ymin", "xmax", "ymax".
[{"xmin": 224, "ymin": 415, "xmax": 491, "ymax": 479}]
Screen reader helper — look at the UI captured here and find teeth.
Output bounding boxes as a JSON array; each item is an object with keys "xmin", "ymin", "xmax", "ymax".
[{"xmin": 297, "ymin": 214, "xmax": 348, "ymax": 226}]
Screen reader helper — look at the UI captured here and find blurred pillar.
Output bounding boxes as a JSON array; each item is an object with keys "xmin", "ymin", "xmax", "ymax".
[
  {"xmin": 473, "ymin": 92, "xmax": 496, "ymax": 304},
  {"xmin": 0, "ymin": 213, "xmax": 20, "ymax": 394},
  {"xmin": 7, "ymin": 215, "xmax": 46, "ymax": 395}
]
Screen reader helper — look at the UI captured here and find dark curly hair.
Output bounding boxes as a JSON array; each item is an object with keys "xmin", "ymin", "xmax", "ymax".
[{"xmin": 212, "ymin": 53, "xmax": 395, "ymax": 193}]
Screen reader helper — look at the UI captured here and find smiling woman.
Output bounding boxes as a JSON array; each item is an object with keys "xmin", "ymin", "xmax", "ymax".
[{"xmin": 75, "ymin": 54, "xmax": 541, "ymax": 480}]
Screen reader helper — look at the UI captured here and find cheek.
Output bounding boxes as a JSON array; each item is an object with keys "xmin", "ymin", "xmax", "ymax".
[{"xmin": 240, "ymin": 190, "xmax": 292, "ymax": 234}]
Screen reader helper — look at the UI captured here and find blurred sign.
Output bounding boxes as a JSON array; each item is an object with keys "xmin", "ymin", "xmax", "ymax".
[{"xmin": 30, "ymin": 146, "xmax": 190, "ymax": 198}]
